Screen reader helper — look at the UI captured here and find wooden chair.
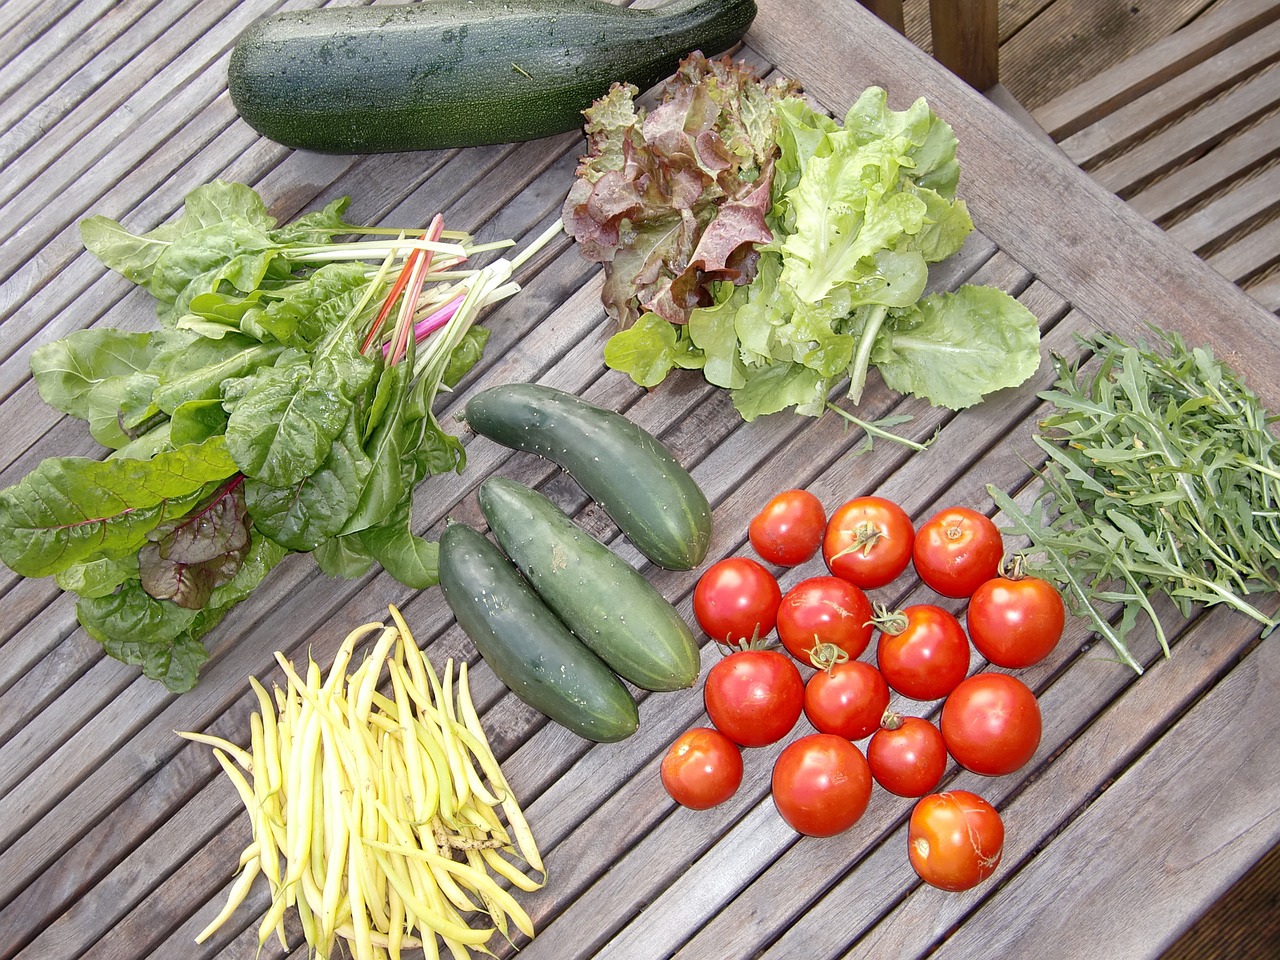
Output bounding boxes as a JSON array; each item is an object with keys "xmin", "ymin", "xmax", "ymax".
[{"xmin": 860, "ymin": 0, "xmax": 1280, "ymax": 311}]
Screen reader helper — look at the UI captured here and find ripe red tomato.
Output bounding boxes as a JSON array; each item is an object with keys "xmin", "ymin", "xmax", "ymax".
[
  {"xmin": 803, "ymin": 660, "xmax": 890, "ymax": 741},
  {"xmin": 967, "ymin": 574, "xmax": 1066, "ymax": 669},
  {"xmin": 908, "ymin": 790, "xmax": 1004, "ymax": 891},
  {"xmin": 771, "ymin": 734, "xmax": 873, "ymax": 837},
  {"xmin": 912, "ymin": 506, "xmax": 1004, "ymax": 599},
  {"xmin": 875, "ymin": 604, "xmax": 970, "ymax": 701},
  {"xmin": 703, "ymin": 647, "xmax": 804, "ymax": 747},
  {"xmin": 867, "ymin": 714, "xmax": 948, "ymax": 798},
  {"xmin": 940, "ymin": 672, "xmax": 1042, "ymax": 776},
  {"xmin": 693, "ymin": 557, "xmax": 782, "ymax": 644},
  {"xmin": 660, "ymin": 727, "xmax": 744, "ymax": 810},
  {"xmin": 776, "ymin": 576, "xmax": 874, "ymax": 666},
  {"xmin": 822, "ymin": 496, "xmax": 914, "ymax": 590},
  {"xmin": 749, "ymin": 489, "xmax": 826, "ymax": 567}
]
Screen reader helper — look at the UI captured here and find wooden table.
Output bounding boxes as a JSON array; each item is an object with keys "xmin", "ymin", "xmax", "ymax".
[{"xmin": 2, "ymin": 1, "xmax": 1278, "ymax": 958}]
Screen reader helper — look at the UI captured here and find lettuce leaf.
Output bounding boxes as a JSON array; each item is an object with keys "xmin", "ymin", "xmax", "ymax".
[{"xmin": 578, "ymin": 59, "xmax": 1040, "ymax": 422}]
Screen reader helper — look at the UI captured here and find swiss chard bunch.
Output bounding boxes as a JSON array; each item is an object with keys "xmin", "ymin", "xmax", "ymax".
[
  {"xmin": 564, "ymin": 55, "xmax": 1041, "ymax": 422},
  {"xmin": 0, "ymin": 182, "xmax": 553, "ymax": 691}
]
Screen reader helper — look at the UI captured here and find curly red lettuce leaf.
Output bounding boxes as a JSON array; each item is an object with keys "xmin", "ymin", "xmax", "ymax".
[{"xmin": 562, "ymin": 52, "xmax": 800, "ymax": 326}]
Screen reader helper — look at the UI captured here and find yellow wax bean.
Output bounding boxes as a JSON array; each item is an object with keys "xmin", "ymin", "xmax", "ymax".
[{"xmin": 195, "ymin": 855, "xmax": 261, "ymax": 944}]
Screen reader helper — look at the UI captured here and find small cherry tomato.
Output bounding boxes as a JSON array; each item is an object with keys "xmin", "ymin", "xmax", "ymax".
[
  {"xmin": 771, "ymin": 733, "xmax": 873, "ymax": 837},
  {"xmin": 823, "ymin": 496, "xmax": 914, "ymax": 590},
  {"xmin": 803, "ymin": 660, "xmax": 891, "ymax": 741},
  {"xmin": 693, "ymin": 557, "xmax": 782, "ymax": 644},
  {"xmin": 776, "ymin": 576, "xmax": 874, "ymax": 666},
  {"xmin": 867, "ymin": 714, "xmax": 948, "ymax": 798},
  {"xmin": 660, "ymin": 727, "xmax": 745, "ymax": 810},
  {"xmin": 940, "ymin": 672, "xmax": 1042, "ymax": 776},
  {"xmin": 908, "ymin": 790, "xmax": 1005, "ymax": 891},
  {"xmin": 874, "ymin": 604, "xmax": 970, "ymax": 701},
  {"xmin": 967, "ymin": 572, "xmax": 1066, "ymax": 669},
  {"xmin": 703, "ymin": 646, "xmax": 805, "ymax": 747},
  {"xmin": 912, "ymin": 506, "xmax": 1004, "ymax": 598},
  {"xmin": 749, "ymin": 489, "xmax": 827, "ymax": 567}
]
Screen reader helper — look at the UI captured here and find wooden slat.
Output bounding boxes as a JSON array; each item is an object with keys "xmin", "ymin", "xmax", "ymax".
[
  {"xmin": 1128, "ymin": 111, "xmax": 1280, "ymax": 222},
  {"xmin": 1059, "ymin": 20, "xmax": 1280, "ymax": 171},
  {"xmin": 1082, "ymin": 63, "xmax": 1280, "ymax": 195},
  {"xmin": 1206, "ymin": 212, "xmax": 1280, "ymax": 282},
  {"xmin": 856, "ymin": 0, "xmax": 905, "ymax": 33},
  {"xmin": 1033, "ymin": 0, "xmax": 1280, "ymax": 139},
  {"xmin": 1165, "ymin": 162, "xmax": 1280, "ymax": 252},
  {"xmin": 996, "ymin": 0, "xmax": 1217, "ymax": 112},
  {"xmin": 1245, "ymin": 269, "xmax": 1280, "ymax": 311}
]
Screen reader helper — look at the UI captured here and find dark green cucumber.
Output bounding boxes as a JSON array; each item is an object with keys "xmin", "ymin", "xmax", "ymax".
[
  {"xmin": 227, "ymin": 0, "xmax": 758, "ymax": 154},
  {"xmin": 464, "ymin": 383, "xmax": 711, "ymax": 570},
  {"xmin": 479, "ymin": 476, "xmax": 700, "ymax": 692},
  {"xmin": 438, "ymin": 522, "xmax": 639, "ymax": 743}
]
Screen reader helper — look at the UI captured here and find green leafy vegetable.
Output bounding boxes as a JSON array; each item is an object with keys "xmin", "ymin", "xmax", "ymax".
[
  {"xmin": 565, "ymin": 55, "xmax": 1041, "ymax": 423},
  {"xmin": 2, "ymin": 181, "xmax": 557, "ymax": 691},
  {"xmin": 989, "ymin": 327, "xmax": 1280, "ymax": 673}
]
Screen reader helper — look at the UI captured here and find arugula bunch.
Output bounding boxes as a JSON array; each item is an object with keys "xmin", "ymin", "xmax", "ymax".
[
  {"xmin": 563, "ymin": 54, "xmax": 1041, "ymax": 421},
  {"xmin": 991, "ymin": 327, "xmax": 1280, "ymax": 672},
  {"xmin": 0, "ymin": 182, "xmax": 545, "ymax": 691}
]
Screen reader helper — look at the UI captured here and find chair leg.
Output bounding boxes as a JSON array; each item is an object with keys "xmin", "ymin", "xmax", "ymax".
[
  {"xmin": 929, "ymin": 0, "xmax": 1000, "ymax": 91},
  {"xmin": 856, "ymin": 0, "xmax": 905, "ymax": 34}
]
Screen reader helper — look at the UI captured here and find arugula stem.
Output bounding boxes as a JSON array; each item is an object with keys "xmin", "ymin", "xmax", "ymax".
[
  {"xmin": 846, "ymin": 305, "xmax": 888, "ymax": 406},
  {"xmin": 825, "ymin": 402, "xmax": 931, "ymax": 452}
]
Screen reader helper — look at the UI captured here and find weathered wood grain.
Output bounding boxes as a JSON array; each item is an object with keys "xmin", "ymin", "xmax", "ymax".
[{"xmin": 2, "ymin": 2, "xmax": 1278, "ymax": 960}]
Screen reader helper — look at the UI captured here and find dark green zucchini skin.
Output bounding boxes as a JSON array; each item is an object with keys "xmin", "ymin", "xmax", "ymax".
[
  {"xmin": 227, "ymin": 0, "xmax": 758, "ymax": 153},
  {"xmin": 438, "ymin": 522, "xmax": 639, "ymax": 743},
  {"xmin": 464, "ymin": 383, "xmax": 712, "ymax": 571},
  {"xmin": 479, "ymin": 476, "xmax": 700, "ymax": 692}
]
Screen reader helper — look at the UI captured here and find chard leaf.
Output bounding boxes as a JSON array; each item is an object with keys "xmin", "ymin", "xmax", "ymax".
[
  {"xmin": 223, "ymin": 325, "xmax": 375, "ymax": 488},
  {"xmin": 149, "ymin": 220, "xmax": 280, "ymax": 323},
  {"xmin": 56, "ymin": 554, "xmax": 139, "ymax": 599},
  {"xmin": 151, "ymin": 334, "xmax": 284, "ymax": 414},
  {"xmin": 314, "ymin": 534, "xmax": 376, "ymax": 580},
  {"xmin": 77, "ymin": 580, "xmax": 205, "ymax": 688},
  {"xmin": 0, "ymin": 437, "xmax": 238, "ymax": 578},
  {"xmin": 246, "ymin": 416, "xmax": 372, "ymax": 552},
  {"xmin": 139, "ymin": 480, "xmax": 252, "ymax": 609},
  {"xmin": 30, "ymin": 329, "xmax": 157, "ymax": 422},
  {"xmin": 354, "ymin": 501, "xmax": 439, "ymax": 589},
  {"xmin": 80, "ymin": 181, "xmax": 276, "ymax": 294},
  {"xmin": 872, "ymin": 285, "xmax": 1041, "ymax": 409},
  {"xmin": 169, "ymin": 399, "xmax": 228, "ymax": 446},
  {"xmin": 268, "ymin": 196, "xmax": 354, "ymax": 244}
]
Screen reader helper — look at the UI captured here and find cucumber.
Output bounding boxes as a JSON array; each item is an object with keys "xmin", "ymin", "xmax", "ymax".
[
  {"xmin": 479, "ymin": 476, "xmax": 700, "ymax": 692},
  {"xmin": 464, "ymin": 383, "xmax": 712, "ymax": 571},
  {"xmin": 227, "ymin": 0, "xmax": 758, "ymax": 154},
  {"xmin": 438, "ymin": 522, "xmax": 639, "ymax": 743}
]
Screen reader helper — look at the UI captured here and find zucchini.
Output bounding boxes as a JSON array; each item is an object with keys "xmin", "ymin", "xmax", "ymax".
[
  {"xmin": 479, "ymin": 476, "xmax": 700, "ymax": 691},
  {"xmin": 227, "ymin": 0, "xmax": 758, "ymax": 154},
  {"xmin": 464, "ymin": 383, "xmax": 712, "ymax": 570},
  {"xmin": 438, "ymin": 522, "xmax": 639, "ymax": 743}
]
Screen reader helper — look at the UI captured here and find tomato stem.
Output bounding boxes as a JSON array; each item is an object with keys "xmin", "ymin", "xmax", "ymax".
[{"xmin": 870, "ymin": 602, "xmax": 909, "ymax": 636}]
